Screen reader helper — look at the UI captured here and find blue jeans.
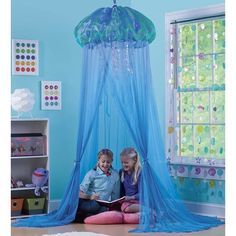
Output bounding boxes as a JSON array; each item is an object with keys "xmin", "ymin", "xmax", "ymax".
[
  {"xmin": 78, "ymin": 198, "xmax": 107, "ymax": 213},
  {"xmin": 74, "ymin": 198, "xmax": 107, "ymax": 223}
]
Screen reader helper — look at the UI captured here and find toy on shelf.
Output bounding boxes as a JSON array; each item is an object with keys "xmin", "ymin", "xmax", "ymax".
[
  {"xmin": 32, "ymin": 168, "xmax": 49, "ymax": 196},
  {"xmin": 11, "ymin": 177, "xmax": 17, "ymax": 188},
  {"xmin": 16, "ymin": 180, "xmax": 24, "ymax": 188}
]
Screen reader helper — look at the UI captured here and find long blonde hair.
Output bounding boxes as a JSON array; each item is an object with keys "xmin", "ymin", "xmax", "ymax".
[{"xmin": 120, "ymin": 147, "xmax": 141, "ymax": 185}]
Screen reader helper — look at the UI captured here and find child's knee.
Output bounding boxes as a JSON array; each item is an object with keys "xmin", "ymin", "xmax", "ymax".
[
  {"xmin": 122, "ymin": 205, "xmax": 130, "ymax": 213},
  {"xmin": 121, "ymin": 202, "xmax": 130, "ymax": 212},
  {"xmin": 121, "ymin": 203, "xmax": 139, "ymax": 213}
]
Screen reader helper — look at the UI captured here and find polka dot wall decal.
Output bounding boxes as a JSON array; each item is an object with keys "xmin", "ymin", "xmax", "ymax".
[
  {"xmin": 209, "ymin": 180, "xmax": 215, "ymax": 188},
  {"xmin": 12, "ymin": 39, "xmax": 39, "ymax": 75},
  {"xmin": 41, "ymin": 81, "xmax": 62, "ymax": 110},
  {"xmin": 208, "ymin": 168, "xmax": 216, "ymax": 176},
  {"xmin": 195, "ymin": 167, "xmax": 201, "ymax": 175},
  {"xmin": 217, "ymin": 168, "xmax": 224, "ymax": 177},
  {"xmin": 218, "ymin": 191, "xmax": 223, "ymax": 198},
  {"xmin": 177, "ymin": 166, "xmax": 185, "ymax": 174}
]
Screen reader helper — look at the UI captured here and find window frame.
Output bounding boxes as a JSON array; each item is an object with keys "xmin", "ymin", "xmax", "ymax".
[{"xmin": 165, "ymin": 4, "xmax": 225, "ymax": 168}]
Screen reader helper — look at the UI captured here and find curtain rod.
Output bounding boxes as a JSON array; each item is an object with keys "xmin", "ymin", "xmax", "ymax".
[{"xmin": 170, "ymin": 13, "xmax": 225, "ymax": 25}]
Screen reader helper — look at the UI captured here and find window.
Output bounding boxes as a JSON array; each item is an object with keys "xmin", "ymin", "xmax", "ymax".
[{"xmin": 166, "ymin": 7, "xmax": 225, "ymax": 167}]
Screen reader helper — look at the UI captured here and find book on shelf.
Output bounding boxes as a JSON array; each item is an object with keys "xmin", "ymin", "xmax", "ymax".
[{"xmin": 96, "ymin": 196, "xmax": 125, "ymax": 209}]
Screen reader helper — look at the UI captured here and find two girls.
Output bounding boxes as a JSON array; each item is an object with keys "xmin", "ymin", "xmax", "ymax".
[{"xmin": 75, "ymin": 148, "xmax": 141, "ymax": 224}]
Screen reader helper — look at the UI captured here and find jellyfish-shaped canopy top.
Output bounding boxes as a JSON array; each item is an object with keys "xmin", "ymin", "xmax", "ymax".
[{"xmin": 74, "ymin": 5, "xmax": 156, "ymax": 47}]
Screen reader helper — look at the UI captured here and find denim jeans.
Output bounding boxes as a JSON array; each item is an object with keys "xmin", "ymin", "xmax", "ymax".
[
  {"xmin": 73, "ymin": 198, "xmax": 107, "ymax": 223},
  {"xmin": 78, "ymin": 198, "xmax": 107, "ymax": 213}
]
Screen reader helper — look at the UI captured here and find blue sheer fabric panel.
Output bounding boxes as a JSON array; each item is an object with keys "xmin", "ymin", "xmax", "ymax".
[
  {"xmin": 12, "ymin": 45, "xmax": 107, "ymax": 227},
  {"xmin": 104, "ymin": 43, "xmax": 223, "ymax": 232},
  {"xmin": 13, "ymin": 42, "xmax": 223, "ymax": 232}
]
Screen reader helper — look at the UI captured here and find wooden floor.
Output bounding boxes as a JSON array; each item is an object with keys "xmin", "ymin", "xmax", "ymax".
[{"xmin": 11, "ymin": 224, "xmax": 225, "ymax": 236}]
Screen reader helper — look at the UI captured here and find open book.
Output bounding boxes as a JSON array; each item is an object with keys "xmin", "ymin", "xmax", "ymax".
[{"xmin": 96, "ymin": 196, "xmax": 125, "ymax": 209}]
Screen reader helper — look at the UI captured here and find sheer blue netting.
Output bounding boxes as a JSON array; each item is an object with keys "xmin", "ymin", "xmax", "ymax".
[{"xmin": 12, "ymin": 5, "xmax": 224, "ymax": 232}]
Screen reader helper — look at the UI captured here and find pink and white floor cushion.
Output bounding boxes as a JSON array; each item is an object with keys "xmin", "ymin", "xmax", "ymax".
[{"xmin": 84, "ymin": 211, "xmax": 140, "ymax": 224}]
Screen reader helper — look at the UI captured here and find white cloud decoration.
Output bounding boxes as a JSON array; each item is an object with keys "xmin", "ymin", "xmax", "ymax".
[{"xmin": 11, "ymin": 88, "xmax": 35, "ymax": 113}]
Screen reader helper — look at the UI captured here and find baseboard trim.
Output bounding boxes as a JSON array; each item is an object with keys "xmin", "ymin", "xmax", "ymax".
[
  {"xmin": 49, "ymin": 199, "xmax": 61, "ymax": 212},
  {"xmin": 183, "ymin": 201, "xmax": 225, "ymax": 218},
  {"xmin": 49, "ymin": 199, "xmax": 225, "ymax": 218}
]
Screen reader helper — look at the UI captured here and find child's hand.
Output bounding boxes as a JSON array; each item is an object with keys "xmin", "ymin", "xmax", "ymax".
[
  {"xmin": 90, "ymin": 193, "xmax": 99, "ymax": 200},
  {"xmin": 124, "ymin": 196, "xmax": 135, "ymax": 201}
]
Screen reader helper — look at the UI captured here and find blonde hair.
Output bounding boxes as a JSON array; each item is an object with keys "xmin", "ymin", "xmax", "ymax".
[
  {"xmin": 94, "ymin": 148, "xmax": 113, "ymax": 170},
  {"xmin": 97, "ymin": 148, "xmax": 113, "ymax": 161},
  {"xmin": 120, "ymin": 147, "xmax": 141, "ymax": 185}
]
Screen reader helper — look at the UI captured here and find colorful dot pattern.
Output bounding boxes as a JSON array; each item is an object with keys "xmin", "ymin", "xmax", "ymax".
[
  {"xmin": 12, "ymin": 39, "xmax": 39, "ymax": 75},
  {"xmin": 41, "ymin": 81, "xmax": 61, "ymax": 110}
]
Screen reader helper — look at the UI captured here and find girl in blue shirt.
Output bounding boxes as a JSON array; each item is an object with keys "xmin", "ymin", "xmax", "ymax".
[
  {"xmin": 120, "ymin": 147, "xmax": 141, "ymax": 213},
  {"xmin": 74, "ymin": 148, "xmax": 120, "ymax": 223}
]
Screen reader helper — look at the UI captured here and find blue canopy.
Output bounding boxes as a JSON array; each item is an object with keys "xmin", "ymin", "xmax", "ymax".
[
  {"xmin": 12, "ymin": 5, "xmax": 223, "ymax": 232},
  {"xmin": 74, "ymin": 6, "xmax": 156, "ymax": 47}
]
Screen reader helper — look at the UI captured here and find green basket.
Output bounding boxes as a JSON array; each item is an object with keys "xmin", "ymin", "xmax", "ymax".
[{"xmin": 23, "ymin": 198, "xmax": 45, "ymax": 215}]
